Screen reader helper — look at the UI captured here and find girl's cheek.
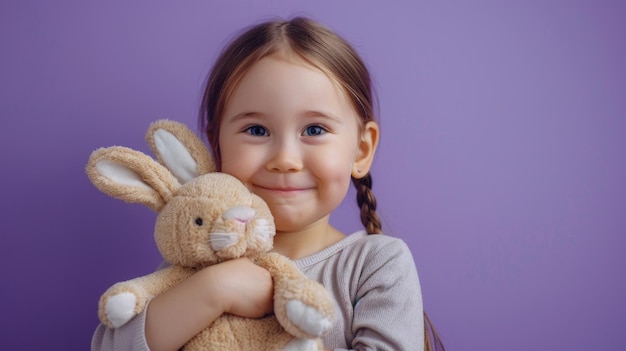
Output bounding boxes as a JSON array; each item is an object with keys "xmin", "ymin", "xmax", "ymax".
[{"xmin": 220, "ymin": 150, "xmax": 257, "ymax": 182}]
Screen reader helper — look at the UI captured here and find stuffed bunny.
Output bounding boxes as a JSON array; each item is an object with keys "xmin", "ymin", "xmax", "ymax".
[{"xmin": 86, "ymin": 120, "xmax": 335, "ymax": 350}]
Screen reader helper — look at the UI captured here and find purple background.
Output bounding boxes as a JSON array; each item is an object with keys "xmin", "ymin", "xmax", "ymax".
[{"xmin": 1, "ymin": 1, "xmax": 625, "ymax": 350}]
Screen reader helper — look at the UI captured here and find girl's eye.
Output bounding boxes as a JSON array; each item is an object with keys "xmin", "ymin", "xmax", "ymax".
[
  {"xmin": 244, "ymin": 125, "xmax": 269, "ymax": 136},
  {"xmin": 303, "ymin": 125, "xmax": 327, "ymax": 136}
]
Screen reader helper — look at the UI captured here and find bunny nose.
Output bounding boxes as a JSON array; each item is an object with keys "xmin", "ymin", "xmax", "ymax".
[{"xmin": 223, "ymin": 206, "xmax": 256, "ymax": 223}]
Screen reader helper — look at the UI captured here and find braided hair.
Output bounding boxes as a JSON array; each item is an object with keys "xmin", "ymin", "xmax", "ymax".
[{"xmin": 352, "ymin": 173, "xmax": 382, "ymax": 234}]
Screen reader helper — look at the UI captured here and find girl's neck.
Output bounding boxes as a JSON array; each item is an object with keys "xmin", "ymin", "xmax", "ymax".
[{"xmin": 271, "ymin": 217, "xmax": 345, "ymax": 260}]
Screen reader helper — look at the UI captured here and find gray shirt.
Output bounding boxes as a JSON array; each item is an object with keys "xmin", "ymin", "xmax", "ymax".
[
  {"xmin": 294, "ymin": 231, "xmax": 424, "ymax": 350},
  {"xmin": 91, "ymin": 231, "xmax": 424, "ymax": 350}
]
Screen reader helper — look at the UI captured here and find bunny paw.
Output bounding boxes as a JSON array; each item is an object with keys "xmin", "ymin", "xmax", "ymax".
[
  {"xmin": 286, "ymin": 300, "xmax": 334, "ymax": 337},
  {"xmin": 283, "ymin": 338, "xmax": 319, "ymax": 351},
  {"xmin": 104, "ymin": 292, "xmax": 137, "ymax": 328}
]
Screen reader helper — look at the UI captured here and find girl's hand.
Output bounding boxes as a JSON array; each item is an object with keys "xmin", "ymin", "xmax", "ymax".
[
  {"xmin": 210, "ymin": 257, "xmax": 274, "ymax": 318},
  {"xmin": 146, "ymin": 258, "xmax": 273, "ymax": 351}
]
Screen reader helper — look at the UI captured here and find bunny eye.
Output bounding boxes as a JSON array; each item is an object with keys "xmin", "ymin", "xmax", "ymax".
[{"xmin": 195, "ymin": 217, "xmax": 203, "ymax": 226}]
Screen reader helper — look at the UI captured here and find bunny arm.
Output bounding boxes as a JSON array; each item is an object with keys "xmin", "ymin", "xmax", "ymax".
[
  {"xmin": 98, "ymin": 265, "xmax": 196, "ymax": 328},
  {"xmin": 255, "ymin": 253, "xmax": 336, "ymax": 340}
]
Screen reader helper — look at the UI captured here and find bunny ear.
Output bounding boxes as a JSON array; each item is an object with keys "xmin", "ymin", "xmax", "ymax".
[
  {"xmin": 86, "ymin": 146, "xmax": 181, "ymax": 212},
  {"xmin": 146, "ymin": 120, "xmax": 216, "ymax": 184}
]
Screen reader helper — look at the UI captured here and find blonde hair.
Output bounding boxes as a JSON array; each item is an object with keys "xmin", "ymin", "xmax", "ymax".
[{"xmin": 199, "ymin": 17, "xmax": 443, "ymax": 351}]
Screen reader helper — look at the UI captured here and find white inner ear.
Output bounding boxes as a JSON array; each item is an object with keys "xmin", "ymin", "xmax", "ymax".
[
  {"xmin": 153, "ymin": 129, "xmax": 198, "ymax": 184},
  {"xmin": 96, "ymin": 161, "xmax": 153, "ymax": 190}
]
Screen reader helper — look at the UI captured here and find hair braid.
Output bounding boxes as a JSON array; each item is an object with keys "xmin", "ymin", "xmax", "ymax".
[{"xmin": 352, "ymin": 173, "xmax": 382, "ymax": 234}]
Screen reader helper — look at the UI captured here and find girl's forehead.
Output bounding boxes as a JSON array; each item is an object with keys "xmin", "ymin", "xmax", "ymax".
[
  {"xmin": 265, "ymin": 49, "xmax": 316, "ymax": 69},
  {"xmin": 223, "ymin": 54, "xmax": 362, "ymax": 128},
  {"xmin": 232, "ymin": 55, "xmax": 348, "ymax": 106},
  {"xmin": 258, "ymin": 51, "xmax": 367, "ymax": 128},
  {"xmin": 254, "ymin": 50, "xmax": 345, "ymax": 92}
]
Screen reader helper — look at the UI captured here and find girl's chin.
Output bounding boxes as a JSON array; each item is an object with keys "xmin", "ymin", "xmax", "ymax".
[{"xmin": 273, "ymin": 215, "xmax": 329, "ymax": 234}]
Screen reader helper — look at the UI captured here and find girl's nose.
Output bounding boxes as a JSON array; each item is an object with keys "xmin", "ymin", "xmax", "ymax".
[{"xmin": 266, "ymin": 142, "xmax": 303, "ymax": 173}]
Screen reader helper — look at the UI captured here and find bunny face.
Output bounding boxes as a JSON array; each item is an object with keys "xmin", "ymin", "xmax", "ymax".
[
  {"xmin": 155, "ymin": 173, "xmax": 276, "ymax": 268},
  {"xmin": 87, "ymin": 120, "xmax": 276, "ymax": 269}
]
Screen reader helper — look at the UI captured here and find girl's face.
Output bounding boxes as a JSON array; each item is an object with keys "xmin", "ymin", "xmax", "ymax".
[{"xmin": 218, "ymin": 54, "xmax": 363, "ymax": 233}]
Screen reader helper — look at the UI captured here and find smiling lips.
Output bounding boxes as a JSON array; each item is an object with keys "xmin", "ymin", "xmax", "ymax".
[{"xmin": 255, "ymin": 184, "xmax": 313, "ymax": 194}]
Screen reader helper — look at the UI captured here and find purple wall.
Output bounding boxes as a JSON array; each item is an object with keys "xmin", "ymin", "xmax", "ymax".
[{"xmin": 1, "ymin": 1, "xmax": 625, "ymax": 350}]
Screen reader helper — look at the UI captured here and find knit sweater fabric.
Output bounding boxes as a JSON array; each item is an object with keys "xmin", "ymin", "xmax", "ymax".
[{"xmin": 91, "ymin": 231, "xmax": 424, "ymax": 351}]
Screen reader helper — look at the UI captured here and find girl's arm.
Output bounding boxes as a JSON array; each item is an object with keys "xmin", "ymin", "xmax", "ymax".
[
  {"xmin": 350, "ymin": 239, "xmax": 424, "ymax": 351},
  {"xmin": 91, "ymin": 258, "xmax": 274, "ymax": 351}
]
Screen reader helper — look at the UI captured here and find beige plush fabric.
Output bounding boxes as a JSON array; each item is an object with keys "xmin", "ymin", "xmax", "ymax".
[
  {"xmin": 91, "ymin": 231, "xmax": 425, "ymax": 351},
  {"xmin": 87, "ymin": 120, "xmax": 335, "ymax": 350}
]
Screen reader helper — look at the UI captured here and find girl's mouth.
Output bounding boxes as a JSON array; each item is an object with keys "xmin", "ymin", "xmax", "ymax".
[{"xmin": 254, "ymin": 184, "xmax": 312, "ymax": 195}]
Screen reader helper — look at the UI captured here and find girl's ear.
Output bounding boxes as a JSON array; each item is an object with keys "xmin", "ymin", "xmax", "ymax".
[{"xmin": 352, "ymin": 121, "xmax": 380, "ymax": 178}]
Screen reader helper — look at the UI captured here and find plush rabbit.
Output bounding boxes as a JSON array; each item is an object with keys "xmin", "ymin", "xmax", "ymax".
[{"xmin": 86, "ymin": 120, "xmax": 335, "ymax": 350}]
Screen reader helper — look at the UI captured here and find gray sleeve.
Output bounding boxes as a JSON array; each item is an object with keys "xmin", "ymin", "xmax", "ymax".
[
  {"xmin": 90, "ymin": 303, "xmax": 151, "ymax": 351},
  {"xmin": 345, "ymin": 240, "xmax": 425, "ymax": 351}
]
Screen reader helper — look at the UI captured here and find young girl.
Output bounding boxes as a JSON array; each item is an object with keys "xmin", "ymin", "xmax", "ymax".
[{"xmin": 92, "ymin": 17, "xmax": 443, "ymax": 351}]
